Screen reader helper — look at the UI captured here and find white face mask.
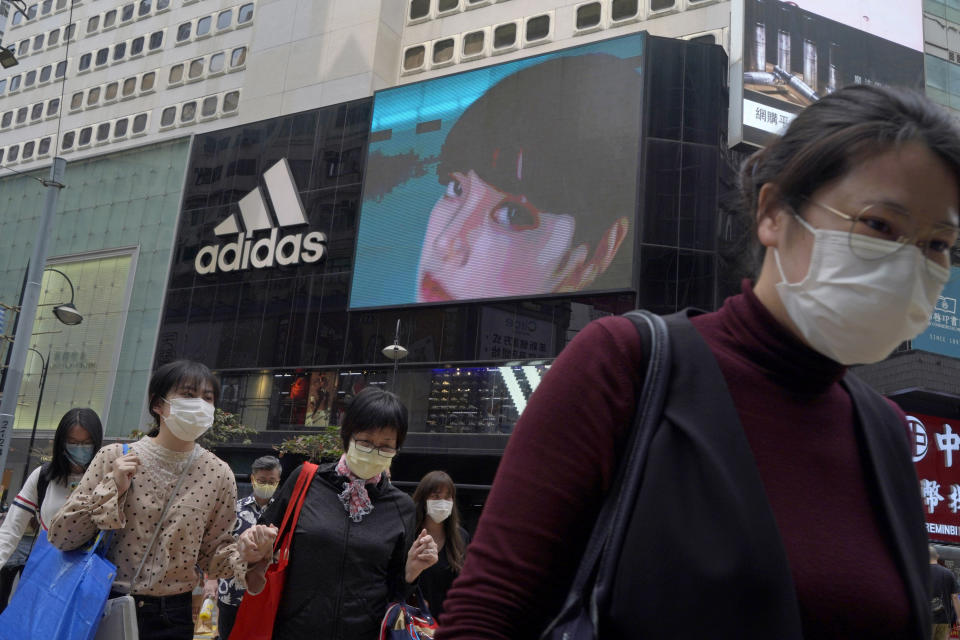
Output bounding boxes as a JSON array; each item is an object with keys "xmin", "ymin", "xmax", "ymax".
[
  {"xmin": 345, "ymin": 441, "xmax": 392, "ymax": 480},
  {"xmin": 426, "ymin": 499, "xmax": 453, "ymax": 523},
  {"xmin": 774, "ymin": 216, "xmax": 949, "ymax": 365},
  {"xmin": 162, "ymin": 397, "xmax": 215, "ymax": 442}
]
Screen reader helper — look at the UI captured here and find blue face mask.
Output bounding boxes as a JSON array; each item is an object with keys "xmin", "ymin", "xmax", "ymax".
[{"xmin": 65, "ymin": 444, "xmax": 95, "ymax": 467}]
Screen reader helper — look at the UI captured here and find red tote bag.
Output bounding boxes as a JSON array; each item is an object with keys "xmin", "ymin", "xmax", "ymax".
[{"xmin": 229, "ymin": 462, "xmax": 318, "ymax": 640}]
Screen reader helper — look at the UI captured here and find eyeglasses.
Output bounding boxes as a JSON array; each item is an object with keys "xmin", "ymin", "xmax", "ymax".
[
  {"xmin": 802, "ymin": 198, "xmax": 959, "ymax": 269},
  {"xmin": 353, "ymin": 439, "xmax": 398, "ymax": 458}
]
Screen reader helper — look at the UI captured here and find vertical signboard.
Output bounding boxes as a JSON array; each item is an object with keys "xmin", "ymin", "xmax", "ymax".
[
  {"xmin": 731, "ymin": 0, "xmax": 924, "ymax": 147},
  {"xmin": 913, "ymin": 413, "xmax": 960, "ymax": 543}
]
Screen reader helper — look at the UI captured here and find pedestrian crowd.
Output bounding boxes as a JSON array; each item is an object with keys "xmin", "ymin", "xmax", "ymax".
[{"xmin": 0, "ymin": 83, "xmax": 959, "ymax": 640}]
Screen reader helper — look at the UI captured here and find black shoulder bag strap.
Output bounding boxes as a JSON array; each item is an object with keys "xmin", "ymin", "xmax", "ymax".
[
  {"xmin": 35, "ymin": 462, "xmax": 52, "ymax": 516},
  {"xmin": 541, "ymin": 310, "xmax": 671, "ymax": 640}
]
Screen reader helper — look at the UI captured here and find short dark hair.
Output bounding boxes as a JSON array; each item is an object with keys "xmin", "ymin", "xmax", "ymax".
[
  {"xmin": 340, "ymin": 387, "xmax": 409, "ymax": 451},
  {"xmin": 147, "ymin": 360, "xmax": 220, "ymax": 436},
  {"xmin": 437, "ymin": 53, "xmax": 643, "ymax": 251},
  {"xmin": 44, "ymin": 407, "xmax": 103, "ymax": 486},
  {"xmin": 738, "ymin": 84, "xmax": 960, "ymax": 274},
  {"xmin": 251, "ymin": 455, "xmax": 281, "ymax": 473}
]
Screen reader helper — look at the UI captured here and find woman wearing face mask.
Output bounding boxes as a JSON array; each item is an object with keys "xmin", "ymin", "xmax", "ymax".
[
  {"xmin": 411, "ymin": 471, "xmax": 470, "ymax": 622},
  {"xmin": 238, "ymin": 387, "xmax": 439, "ymax": 639},
  {"xmin": 0, "ymin": 408, "xmax": 102, "ymax": 609},
  {"xmin": 48, "ymin": 360, "xmax": 270, "ymax": 640},
  {"xmin": 437, "ymin": 84, "xmax": 960, "ymax": 640}
]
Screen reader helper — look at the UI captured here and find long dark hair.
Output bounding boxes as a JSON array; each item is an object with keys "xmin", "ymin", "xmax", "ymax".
[
  {"xmin": 413, "ymin": 470, "xmax": 466, "ymax": 573},
  {"xmin": 42, "ymin": 408, "xmax": 103, "ymax": 486},
  {"xmin": 146, "ymin": 360, "xmax": 220, "ymax": 437},
  {"xmin": 737, "ymin": 84, "xmax": 960, "ymax": 275}
]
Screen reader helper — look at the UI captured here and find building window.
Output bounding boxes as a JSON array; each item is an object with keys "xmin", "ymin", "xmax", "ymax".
[
  {"xmin": 114, "ymin": 42, "xmax": 126, "ymax": 60},
  {"xmin": 409, "ymin": 0, "xmax": 429, "ymax": 20},
  {"xmin": 78, "ymin": 53, "xmax": 91, "ymax": 71},
  {"xmin": 16, "ymin": 107, "xmax": 27, "ymax": 123},
  {"xmin": 41, "ymin": 0, "xmax": 52, "ymax": 14},
  {"xmin": 62, "ymin": 131, "xmax": 74, "ymax": 149},
  {"xmin": 160, "ymin": 106, "xmax": 176, "ymax": 126},
  {"xmin": 223, "ymin": 90, "xmax": 239, "ymax": 112},
  {"xmin": 12, "ymin": 11, "xmax": 22, "ymax": 26},
  {"xmin": 8, "ymin": 145, "xmax": 18, "ymax": 162},
  {"xmin": 650, "ymin": 0, "xmax": 674, "ymax": 9},
  {"xmin": 114, "ymin": 118, "xmax": 128, "ymax": 137},
  {"xmin": 576, "ymin": 2, "xmax": 601, "ymax": 29},
  {"xmin": 103, "ymin": 9, "xmax": 116, "ymax": 28},
  {"xmin": 9, "ymin": 75, "xmax": 21, "ymax": 91},
  {"xmin": 1, "ymin": 112, "xmax": 12, "ymax": 127},
  {"xmin": 433, "ymin": 38, "xmax": 454, "ymax": 64},
  {"xmin": 176, "ymin": 22, "xmax": 191, "ymax": 42},
  {"xmin": 78, "ymin": 127, "xmax": 92, "ymax": 145},
  {"xmin": 181, "ymin": 101, "xmax": 196, "ymax": 122},
  {"xmin": 46, "ymin": 98, "xmax": 59, "ymax": 116},
  {"xmin": 197, "ymin": 15, "xmax": 211, "ymax": 36},
  {"xmin": 87, "ymin": 15, "xmax": 99, "ymax": 33},
  {"xmin": 64, "ymin": 23, "xmax": 75, "ymax": 41},
  {"xmin": 121, "ymin": 3, "xmax": 135, "ymax": 21},
  {"xmin": 24, "ymin": 70, "xmax": 36, "ymax": 87},
  {"xmin": 188, "ymin": 58, "xmax": 204, "ymax": 79},
  {"xmin": 217, "ymin": 10, "xmax": 231, "ymax": 29},
  {"xmin": 70, "ymin": 92, "xmax": 83, "ymax": 109},
  {"xmin": 105, "ymin": 82, "xmax": 118, "ymax": 100},
  {"xmin": 169, "ymin": 64, "xmax": 184, "ymax": 84},
  {"xmin": 122, "ymin": 76, "xmax": 137, "ymax": 97},
  {"xmin": 230, "ymin": 47, "xmax": 247, "ymax": 68},
  {"xmin": 55, "ymin": 61, "xmax": 66, "ymax": 78},
  {"xmin": 96, "ymin": 122, "xmax": 110, "ymax": 141},
  {"xmin": 18, "ymin": 41, "xmax": 28, "ymax": 56},
  {"xmin": 95, "ymin": 48, "xmax": 108, "ymax": 66},
  {"xmin": 87, "ymin": 86, "xmax": 100, "ymax": 106},
  {"xmin": 130, "ymin": 36, "xmax": 144, "ymax": 56},
  {"xmin": 31, "ymin": 103, "xmax": 43, "ymax": 120},
  {"xmin": 526, "ymin": 15, "xmax": 550, "ymax": 41},
  {"xmin": 23, "ymin": 141, "xmax": 35, "ymax": 159},
  {"xmin": 462, "ymin": 30, "xmax": 484, "ymax": 57},
  {"xmin": 493, "ymin": 23, "xmax": 516, "ymax": 49},
  {"xmin": 149, "ymin": 30, "xmax": 163, "ymax": 50},
  {"xmin": 27, "ymin": 4, "xmax": 37, "ymax": 19},
  {"xmin": 39, "ymin": 65, "xmax": 51, "ymax": 82},
  {"xmin": 611, "ymin": 0, "xmax": 639, "ymax": 20},
  {"xmin": 0, "ymin": 79, "xmax": 5, "ymax": 94},
  {"xmin": 132, "ymin": 113, "xmax": 148, "ymax": 133},
  {"xmin": 156, "ymin": 0, "xmax": 169, "ymax": 10},
  {"xmin": 438, "ymin": 0, "xmax": 458, "ymax": 12},
  {"xmin": 209, "ymin": 52, "xmax": 225, "ymax": 73},
  {"xmin": 690, "ymin": 33, "xmax": 716, "ymax": 44},
  {"xmin": 138, "ymin": 0, "xmax": 151, "ymax": 16},
  {"xmin": 141, "ymin": 71, "xmax": 155, "ymax": 90},
  {"xmin": 238, "ymin": 3, "xmax": 253, "ymax": 23},
  {"xmin": 201, "ymin": 95, "xmax": 217, "ymax": 117},
  {"xmin": 38, "ymin": 137, "xmax": 50, "ymax": 155},
  {"xmin": 403, "ymin": 45, "xmax": 425, "ymax": 71},
  {"xmin": 33, "ymin": 34, "xmax": 44, "ymax": 51},
  {"xmin": 48, "ymin": 28, "xmax": 60, "ymax": 46}
]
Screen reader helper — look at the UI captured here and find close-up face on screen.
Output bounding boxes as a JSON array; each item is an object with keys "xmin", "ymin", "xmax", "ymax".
[{"xmin": 350, "ymin": 34, "xmax": 645, "ymax": 309}]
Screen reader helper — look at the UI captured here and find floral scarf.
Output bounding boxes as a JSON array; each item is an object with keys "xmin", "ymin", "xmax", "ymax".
[{"xmin": 336, "ymin": 455, "xmax": 382, "ymax": 522}]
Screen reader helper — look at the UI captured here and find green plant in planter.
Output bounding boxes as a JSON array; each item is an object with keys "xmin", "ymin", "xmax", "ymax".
[
  {"xmin": 275, "ymin": 424, "xmax": 343, "ymax": 463},
  {"xmin": 130, "ymin": 409, "xmax": 255, "ymax": 449}
]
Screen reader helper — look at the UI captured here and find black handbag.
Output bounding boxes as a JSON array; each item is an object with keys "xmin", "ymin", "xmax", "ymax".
[{"xmin": 540, "ymin": 310, "xmax": 671, "ymax": 640}]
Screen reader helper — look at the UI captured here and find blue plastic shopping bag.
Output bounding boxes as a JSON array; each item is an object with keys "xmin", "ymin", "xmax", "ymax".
[{"xmin": 0, "ymin": 529, "xmax": 116, "ymax": 640}]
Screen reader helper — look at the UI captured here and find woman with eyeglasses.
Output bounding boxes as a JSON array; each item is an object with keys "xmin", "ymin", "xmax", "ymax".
[
  {"xmin": 437, "ymin": 84, "xmax": 960, "ymax": 640},
  {"xmin": 240, "ymin": 386, "xmax": 437, "ymax": 639}
]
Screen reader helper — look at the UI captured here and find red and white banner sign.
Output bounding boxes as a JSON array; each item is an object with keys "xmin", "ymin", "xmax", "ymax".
[{"xmin": 910, "ymin": 413, "xmax": 960, "ymax": 543}]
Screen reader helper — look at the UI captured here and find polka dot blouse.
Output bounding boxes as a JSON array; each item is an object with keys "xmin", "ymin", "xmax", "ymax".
[{"xmin": 47, "ymin": 438, "xmax": 247, "ymax": 597}]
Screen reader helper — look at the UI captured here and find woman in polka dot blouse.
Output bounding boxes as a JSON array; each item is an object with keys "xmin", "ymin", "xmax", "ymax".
[{"xmin": 48, "ymin": 360, "xmax": 270, "ymax": 640}]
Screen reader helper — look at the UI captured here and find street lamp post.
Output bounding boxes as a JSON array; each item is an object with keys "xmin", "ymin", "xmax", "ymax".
[{"xmin": 20, "ymin": 347, "xmax": 48, "ymax": 487}]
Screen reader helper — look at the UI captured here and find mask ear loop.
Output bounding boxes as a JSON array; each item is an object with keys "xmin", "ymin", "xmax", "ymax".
[{"xmin": 773, "ymin": 211, "xmax": 817, "ymax": 286}]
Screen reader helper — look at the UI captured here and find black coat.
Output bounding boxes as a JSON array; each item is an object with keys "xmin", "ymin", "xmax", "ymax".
[{"xmin": 261, "ymin": 463, "xmax": 416, "ymax": 640}]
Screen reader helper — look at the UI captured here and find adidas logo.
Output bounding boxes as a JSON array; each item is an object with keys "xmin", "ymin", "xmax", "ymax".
[{"xmin": 194, "ymin": 158, "xmax": 327, "ymax": 275}]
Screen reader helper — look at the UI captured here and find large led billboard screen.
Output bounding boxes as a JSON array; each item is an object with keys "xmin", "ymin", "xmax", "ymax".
[
  {"xmin": 349, "ymin": 34, "xmax": 645, "ymax": 309},
  {"xmin": 734, "ymin": 0, "xmax": 924, "ymax": 147}
]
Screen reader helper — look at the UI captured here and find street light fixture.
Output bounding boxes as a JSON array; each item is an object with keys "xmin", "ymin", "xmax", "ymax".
[
  {"xmin": 381, "ymin": 319, "xmax": 408, "ymax": 392},
  {"xmin": 0, "ymin": 47, "xmax": 17, "ymax": 69},
  {"xmin": 44, "ymin": 268, "xmax": 83, "ymax": 326}
]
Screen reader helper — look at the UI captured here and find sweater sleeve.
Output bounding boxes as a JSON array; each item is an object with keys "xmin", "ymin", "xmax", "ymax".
[
  {"xmin": 198, "ymin": 461, "xmax": 247, "ymax": 587},
  {"xmin": 48, "ymin": 444, "xmax": 128, "ymax": 550},
  {"xmin": 436, "ymin": 316, "xmax": 645, "ymax": 640},
  {"xmin": 0, "ymin": 466, "xmax": 41, "ymax": 567}
]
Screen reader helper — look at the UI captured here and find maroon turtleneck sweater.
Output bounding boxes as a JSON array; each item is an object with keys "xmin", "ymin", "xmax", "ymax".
[{"xmin": 437, "ymin": 282, "xmax": 913, "ymax": 639}]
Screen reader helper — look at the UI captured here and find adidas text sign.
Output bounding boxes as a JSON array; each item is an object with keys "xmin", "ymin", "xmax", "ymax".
[{"xmin": 194, "ymin": 159, "xmax": 326, "ymax": 275}]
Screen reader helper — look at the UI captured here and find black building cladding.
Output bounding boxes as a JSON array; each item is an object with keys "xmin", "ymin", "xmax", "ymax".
[{"xmin": 157, "ymin": 35, "xmax": 731, "ymax": 489}]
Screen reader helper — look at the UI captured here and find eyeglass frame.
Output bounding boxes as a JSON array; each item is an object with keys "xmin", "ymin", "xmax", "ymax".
[
  {"xmin": 798, "ymin": 197, "xmax": 960, "ymax": 265},
  {"xmin": 352, "ymin": 438, "xmax": 398, "ymax": 458}
]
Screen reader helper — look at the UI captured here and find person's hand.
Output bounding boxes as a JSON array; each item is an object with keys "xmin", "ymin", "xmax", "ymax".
[
  {"xmin": 244, "ymin": 559, "xmax": 269, "ymax": 595},
  {"xmin": 405, "ymin": 529, "xmax": 439, "ymax": 583},
  {"xmin": 202, "ymin": 578, "xmax": 218, "ymax": 601},
  {"xmin": 238, "ymin": 525, "xmax": 277, "ymax": 563},
  {"xmin": 112, "ymin": 451, "xmax": 141, "ymax": 495}
]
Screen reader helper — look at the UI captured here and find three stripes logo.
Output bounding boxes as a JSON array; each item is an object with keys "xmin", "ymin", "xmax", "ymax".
[{"xmin": 194, "ymin": 158, "xmax": 327, "ymax": 275}]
